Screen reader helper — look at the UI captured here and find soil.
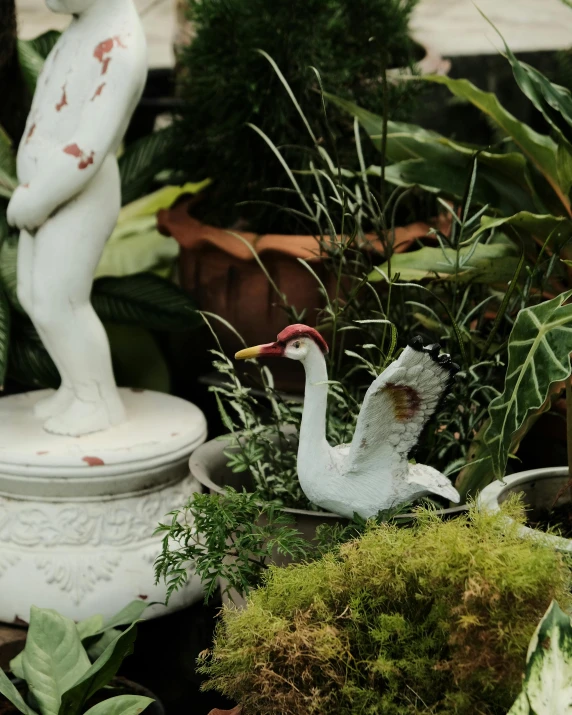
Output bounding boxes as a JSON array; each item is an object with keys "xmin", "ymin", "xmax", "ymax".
[{"xmin": 527, "ymin": 502, "xmax": 572, "ymax": 539}]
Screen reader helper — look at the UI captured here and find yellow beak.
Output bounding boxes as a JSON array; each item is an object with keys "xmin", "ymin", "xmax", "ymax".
[
  {"xmin": 235, "ymin": 342, "xmax": 284, "ymax": 360},
  {"xmin": 235, "ymin": 345, "xmax": 264, "ymax": 360}
]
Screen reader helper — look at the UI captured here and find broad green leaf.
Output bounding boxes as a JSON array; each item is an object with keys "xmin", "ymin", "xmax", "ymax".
[
  {"xmin": 472, "ymin": 212, "xmax": 572, "ymax": 245},
  {"xmin": 0, "ymin": 234, "xmax": 23, "ymax": 311},
  {"xmin": 0, "ymin": 285, "xmax": 10, "ymax": 387},
  {"xmin": 383, "ymin": 156, "xmax": 537, "ymax": 217},
  {"xmin": 85, "ymin": 629, "xmax": 122, "ymax": 662},
  {"xmin": 23, "ymin": 31, "xmax": 61, "ymax": 60},
  {"xmin": 7, "ymin": 315, "xmax": 59, "ymax": 389},
  {"xmin": 483, "ymin": 13, "xmax": 572, "ymax": 147},
  {"xmin": 94, "ymin": 599, "xmax": 149, "ymax": 635},
  {"xmin": 0, "ymin": 126, "xmax": 17, "ymax": 198},
  {"xmin": 107, "ymin": 325, "xmax": 171, "ymax": 393},
  {"xmin": 508, "ymin": 601, "xmax": 572, "ymax": 714},
  {"xmin": 22, "ymin": 607, "xmax": 91, "ymax": 715},
  {"xmin": 83, "ymin": 696, "xmax": 153, "ymax": 715},
  {"xmin": 118, "ymin": 182, "xmax": 210, "ymax": 223},
  {"xmin": 0, "ymin": 667, "xmax": 39, "ymax": 715},
  {"xmin": 10, "ymin": 651, "xmax": 24, "ymax": 679},
  {"xmin": 91, "ymin": 274, "xmax": 199, "ymax": 332},
  {"xmin": 422, "ymin": 74, "xmax": 570, "ymax": 215},
  {"xmin": 325, "ymin": 93, "xmax": 540, "ymax": 216},
  {"xmin": 96, "ymin": 219, "xmax": 179, "ymax": 279},
  {"xmin": 17, "ymin": 40, "xmax": 46, "ymax": 95},
  {"xmin": 119, "ymin": 127, "xmax": 178, "ymax": 205},
  {"xmin": 76, "ymin": 615, "xmax": 105, "ymax": 641},
  {"xmin": 59, "ymin": 625, "xmax": 138, "ymax": 715},
  {"xmin": 484, "ymin": 291, "xmax": 572, "ymax": 478},
  {"xmin": 369, "ymin": 241, "xmax": 520, "ymax": 284},
  {"xmin": 507, "ymin": 691, "xmax": 530, "ymax": 715}
]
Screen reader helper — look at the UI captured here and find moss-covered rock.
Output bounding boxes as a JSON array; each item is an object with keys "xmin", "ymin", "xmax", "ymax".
[{"xmin": 200, "ymin": 502, "xmax": 572, "ymax": 714}]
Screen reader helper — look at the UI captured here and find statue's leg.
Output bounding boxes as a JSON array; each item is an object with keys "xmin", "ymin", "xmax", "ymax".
[
  {"xmin": 28, "ymin": 155, "xmax": 125, "ymax": 437},
  {"xmin": 17, "ymin": 229, "xmax": 75, "ymax": 418}
]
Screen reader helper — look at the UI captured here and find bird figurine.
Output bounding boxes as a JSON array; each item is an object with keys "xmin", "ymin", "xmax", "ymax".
[{"xmin": 235, "ymin": 324, "xmax": 461, "ymax": 519}]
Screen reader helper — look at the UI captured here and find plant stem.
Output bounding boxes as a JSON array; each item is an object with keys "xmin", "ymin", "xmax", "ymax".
[{"xmin": 567, "ymin": 374, "xmax": 572, "ymax": 499}]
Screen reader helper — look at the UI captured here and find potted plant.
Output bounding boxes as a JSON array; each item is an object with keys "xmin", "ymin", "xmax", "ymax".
[
  {"xmin": 477, "ymin": 290, "xmax": 572, "ymax": 550},
  {"xmin": 197, "ymin": 503, "xmax": 572, "ymax": 714},
  {"xmin": 0, "ymin": 600, "xmax": 161, "ymax": 715},
  {"xmin": 158, "ymin": 0, "xmax": 448, "ymax": 360}
]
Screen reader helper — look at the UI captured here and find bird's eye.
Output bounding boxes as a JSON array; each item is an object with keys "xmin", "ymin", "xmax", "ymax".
[{"xmin": 293, "ymin": 341, "xmax": 301, "ymax": 349}]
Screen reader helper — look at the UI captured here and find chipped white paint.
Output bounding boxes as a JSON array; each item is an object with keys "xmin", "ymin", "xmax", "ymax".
[
  {"xmin": 236, "ymin": 326, "xmax": 460, "ymax": 519},
  {"xmin": 0, "ymin": 389, "xmax": 206, "ymax": 622},
  {"xmin": 7, "ymin": 0, "xmax": 148, "ymax": 436}
]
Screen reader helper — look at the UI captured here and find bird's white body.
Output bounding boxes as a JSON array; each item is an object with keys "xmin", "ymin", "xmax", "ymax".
[
  {"xmin": 236, "ymin": 326, "xmax": 461, "ymax": 520},
  {"xmin": 294, "ymin": 339, "xmax": 460, "ymax": 519}
]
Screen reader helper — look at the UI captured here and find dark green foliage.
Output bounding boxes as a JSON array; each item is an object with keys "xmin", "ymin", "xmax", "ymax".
[
  {"xmin": 154, "ymin": 488, "xmax": 311, "ymax": 602},
  {"xmin": 174, "ymin": 0, "xmax": 420, "ymax": 232},
  {"xmin": 200, "ymin": 503, "xmax": 572, "ymax": 714}
]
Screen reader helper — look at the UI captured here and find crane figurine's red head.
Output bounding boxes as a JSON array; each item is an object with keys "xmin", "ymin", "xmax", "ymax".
[{"xmin": 235, "ymin": 324, "xmax": 329, "ymax": 362}]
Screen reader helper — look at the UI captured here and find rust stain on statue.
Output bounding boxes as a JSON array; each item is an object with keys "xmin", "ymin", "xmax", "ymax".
[
  {"xmin": 26, "ymin": 123, "xmax": 36, "ymax": 142},
  {"xmin": 82, "ymin": 456, "xmax": 105, "ymax": 466},
  {"xmin": 94, "ymin": 36, "xmax": 126, "ymax": 76},
  {"xmin": 78, "ymin": 151, "xmax": 95, "ymax": 170},
  {"xmin": 36, "ymin": 451, "xmax": 49, "ymax": 455},
  {"xmin": 55, "ymin": 84, "xmax": 68, "ymax": 112},
  {"xmin": 64, "ymin": 143, "xmax": 82, "ymax": 158},
  {"xmin": 385, "ymin": 383, "xmax": 421, "ymax": 422},
  {"xmin": 91, "ymin": 82, "xmax": 106, "ymax": 101}
]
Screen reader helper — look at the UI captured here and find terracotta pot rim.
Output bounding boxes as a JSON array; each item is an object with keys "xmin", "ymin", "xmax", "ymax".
[{"xmin": 158, "ymin": 202, "xmax": 438, "ymax": 262}]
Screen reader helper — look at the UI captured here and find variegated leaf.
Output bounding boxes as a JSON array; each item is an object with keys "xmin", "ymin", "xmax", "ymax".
[
  {"xmin": 508, "ymin": 601, "xmax": 572, "ymax": 714},
  {"xmin": 484, "ymin": 290, "xmax": 572, "ymax": 478}
]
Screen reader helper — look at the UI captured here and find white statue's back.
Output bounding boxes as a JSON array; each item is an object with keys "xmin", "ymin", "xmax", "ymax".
[{"xmin": 18, "ymin": 0, "xmax": 147, "ymax": 184}]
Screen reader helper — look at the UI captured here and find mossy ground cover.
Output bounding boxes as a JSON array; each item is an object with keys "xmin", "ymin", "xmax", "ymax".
[{"xmin": 200, "ymin": 502, "xmax": 572, "ymax": 714}]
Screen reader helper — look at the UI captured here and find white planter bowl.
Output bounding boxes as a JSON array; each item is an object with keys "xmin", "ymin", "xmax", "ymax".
[{"xmin": 478, "ymin": 466, "xmax": 572, "ymax": 552}]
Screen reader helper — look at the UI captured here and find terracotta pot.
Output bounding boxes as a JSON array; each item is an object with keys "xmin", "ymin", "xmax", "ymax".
[{"xmin": 158, "ymin": 202, "xmax": 439, "ymax": 390}]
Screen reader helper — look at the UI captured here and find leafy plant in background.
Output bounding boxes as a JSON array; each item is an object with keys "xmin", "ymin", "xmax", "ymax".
[
  {"xmin": 327, "ymin": 13, "xmax": 572, "ymax": 495},
  {"xmin": 174, "ymin": 0, "xmax": 422, "ymax": 233},
  {"xmin": 0, "ymin": 32, "xmax": 202, "ymax": 391},
  {"xmin": 508, "ymin": 600, "xmax": 572, "ymax": 715},
  {"xmin": 199, "ymin": 502, "xmax": 572, "ymax": 715},
  {"xmin": 0, "ymin": 601, "xmax": 151, "ymax": 715}
]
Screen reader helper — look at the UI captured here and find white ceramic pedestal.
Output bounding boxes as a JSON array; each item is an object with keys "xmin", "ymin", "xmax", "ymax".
[{"xmin": 0, "ymin": 388, "xmax": 207, "ymax": 623}]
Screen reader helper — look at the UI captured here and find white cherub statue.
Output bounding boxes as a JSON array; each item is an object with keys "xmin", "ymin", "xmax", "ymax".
[{"xmin": 7, "ymin": 0, "xmax": 147, "ymax": 436}]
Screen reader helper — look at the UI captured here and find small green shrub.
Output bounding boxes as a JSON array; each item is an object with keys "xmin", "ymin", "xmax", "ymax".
[
  {"xmin": 200, "ymin": 502, "xmax": 572, "ymax": 714},
  {"xmin": 174, "ymin": 0, "xmax": 420, "ymax": 232}
]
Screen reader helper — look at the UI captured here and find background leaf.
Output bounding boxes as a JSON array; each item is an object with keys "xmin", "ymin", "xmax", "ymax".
[
  {"xmin": 119, "ymin": 127, "xmax": 178, "ymax": 205},
  {"xmin": 0, "ymin": 285, "xmax": 10, "ymax": 388},
  {"xmin": 83, "ymin": 696, "xmax": 153, "ymax": 715},
  {"xmin": 422, "ymin": 74, "xmax": 570, "ymax": 215},
  {"xmin": 0, "ymin": 668, "xmax": 38, "ymax": 715},
  {"xmin": 508, "ymin": 601, "xmax": 572, "ymax": 714},
  {"xmin": 59, "ymin": 625, "xmax": 138, "ymax": 715},
  {"xmin": 484, "ymin": 291, "xmax": 572, "ymax": 478},
  {"xmin": 22, "ymin": 607, "xmax": 90, "ymax": 715},
  {"xmin": 370, "ymin": 241, "xmax": 520, "ymax": 284},
  {"xmin": 91, "ymin": 274, "xmax": 199, "ymax": 332}
]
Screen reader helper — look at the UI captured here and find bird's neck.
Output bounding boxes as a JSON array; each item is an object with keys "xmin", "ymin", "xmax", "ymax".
[{"xmin": 299, "ymin": 348, "xmax": 329, "ymax": 458}]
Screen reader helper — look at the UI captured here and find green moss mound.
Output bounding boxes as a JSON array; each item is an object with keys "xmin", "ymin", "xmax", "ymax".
[{"xmin": 200, "ymin": 503, "xmax": 572, "ymax": 714}]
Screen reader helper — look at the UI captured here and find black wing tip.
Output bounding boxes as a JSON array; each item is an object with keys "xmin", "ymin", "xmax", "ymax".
[{"xmin": 408, "ymin": 335, "xmax": 460, "ymax": 376}]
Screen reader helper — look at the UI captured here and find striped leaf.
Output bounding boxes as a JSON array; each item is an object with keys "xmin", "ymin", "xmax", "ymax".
[
  {"xmin": 119, "ymin": 127, "xmax": 178, "ymax": 205},
  {"xmin": 0, "ymin": 234, "xmax": 23, "ymax": 311},
  {"xmin": 508, "ymin": 601, "xmax": 572, "ymax": 714},
  {"xmin": 92, "ymin": 273, "xmax": 200, "ymax": 332},
  {"xmin": 484, "ymin": 291, "xmax": 572, "ymax": 478},
  {"xmin": 0, "ymin": 284, "xmax": 10, "ymax": 389}
]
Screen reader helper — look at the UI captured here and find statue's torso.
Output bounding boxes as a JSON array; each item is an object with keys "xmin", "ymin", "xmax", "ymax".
[{"xmin": 18, "ymin": 5, "xmax": 147, "ymax": 184}]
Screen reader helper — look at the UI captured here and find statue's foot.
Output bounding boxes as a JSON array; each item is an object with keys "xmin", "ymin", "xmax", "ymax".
[
  {"xmin": 43, "ymin": 393, "xmax": 126, "ymax": 437},
  {"xmin": 34, "ymin": 386, "xmax": 74, "ymax": 420}
]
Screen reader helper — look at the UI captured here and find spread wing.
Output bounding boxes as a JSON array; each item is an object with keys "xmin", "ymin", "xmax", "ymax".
[{"xmin": 346, "ymin": 338, "xmax": 458, "ymax": 475}]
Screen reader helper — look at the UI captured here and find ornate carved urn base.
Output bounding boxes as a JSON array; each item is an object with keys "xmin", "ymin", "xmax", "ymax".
[{"xmin": 0, "ymin": 389, "xmax": 207, "ymax": 623}]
